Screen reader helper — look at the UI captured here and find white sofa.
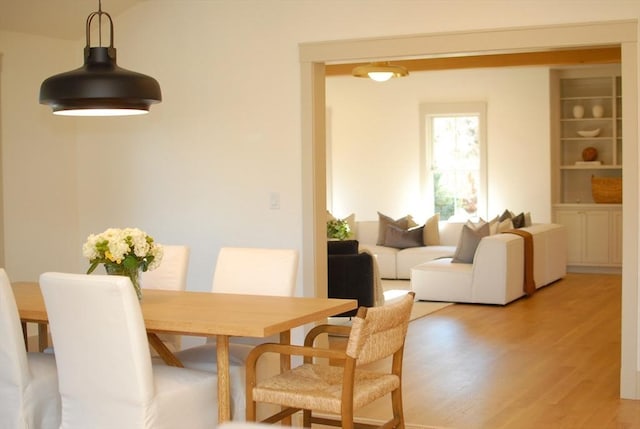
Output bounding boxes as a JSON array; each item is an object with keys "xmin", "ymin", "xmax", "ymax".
[
  {"xmin": 355, "ymin": 220, "xmax": 567, "ymax": 305},
  {"xmin": 357, "ymin": 220, "xmax": 461, "ymax": 279}
]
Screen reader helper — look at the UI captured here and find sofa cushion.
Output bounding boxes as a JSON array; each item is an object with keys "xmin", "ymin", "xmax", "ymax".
[
  {"xmin": 396, "ymin": 245, "xmax": 456, "ymax": 279},
  {"xmin": 384, "ymin": 224, "xmax": 424, "ymax": 249},
  {"xmin": 452, "ymin": 223, "xmax": 490, "ymax": 263},
  {"xmin": 376, "ymin": 212, "xmax": 415, "ymax": 245}
]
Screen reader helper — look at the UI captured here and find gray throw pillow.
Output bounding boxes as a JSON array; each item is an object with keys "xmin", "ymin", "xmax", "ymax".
[
  {"xmin": 377, "ymin": 212, "xmax": 411, "ymax": 245},
  {"xmin": 384, "ymin": 224, "xmax": 424, "ymax": 249},
  {"xmin": 452, "ymin": 222, "xmax": 490, "ymax": 263},
  {"xmin": 512, "ymin": 212, "xmax": 526, "ymax": 228}
]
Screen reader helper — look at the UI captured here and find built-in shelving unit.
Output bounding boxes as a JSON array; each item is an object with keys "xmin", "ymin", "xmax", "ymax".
[{"xmin": 550, "ymin": 65, "xmax": 622, "ymax": 270}]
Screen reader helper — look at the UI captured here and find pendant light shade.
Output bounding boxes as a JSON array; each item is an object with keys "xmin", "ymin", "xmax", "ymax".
[
  {"xmin": 39, "ymin": 2, "xmax": 161, "ymax": 116},
  {"xmin": 352, "ymin": 61, "xmax": 409, "ymax": 82}
]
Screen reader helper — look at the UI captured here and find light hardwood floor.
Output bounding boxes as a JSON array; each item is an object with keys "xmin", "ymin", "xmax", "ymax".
[{"xmin": 344, "ymin": 273, "xmax": 640, "ymax": 429}]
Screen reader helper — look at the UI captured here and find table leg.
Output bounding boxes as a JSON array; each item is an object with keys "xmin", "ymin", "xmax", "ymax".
[
  {"xmin": 217, "ymin": 334, "xmax": 231, "ymax": 423},
  {"xmin": 21, "ymin": 322, "xmax": 28, "ymax": 351},
  {"xmin": 38, "ymin": 324, "xmax": 48, "ymax": 352},
  {"xmin": 147, "ymin": 333, "xmax": 184, "ymax": 367}
]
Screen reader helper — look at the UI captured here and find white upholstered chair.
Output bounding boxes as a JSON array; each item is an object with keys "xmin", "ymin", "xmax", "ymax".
[
  {"xmin": 0, "ymin": 268, "xmax": 61, "ymax": 429},
  {"xmin": 141, "ymin": 244, "xmax": 190, "ymax": 352},
  {"xmin": 39, "ymin": 272, "xmax": 217, "ymax": 429},
  {"xmin": 246, "ymin": 292, "xmax": 415, "ymax": 429},
  {"xmin": 174, "ymin": 247, "xmax": 299, "ymax": 420}
]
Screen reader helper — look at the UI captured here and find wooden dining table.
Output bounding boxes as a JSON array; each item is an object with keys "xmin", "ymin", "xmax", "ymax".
[{"xmin": 12, "ymin": 281, "xmax": 357, "ymax": 423}]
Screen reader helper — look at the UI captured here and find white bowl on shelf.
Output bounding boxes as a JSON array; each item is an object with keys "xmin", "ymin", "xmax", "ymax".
[{"xmin": 577, "ymin": 128, "xmax": 601, "ymax": 137}]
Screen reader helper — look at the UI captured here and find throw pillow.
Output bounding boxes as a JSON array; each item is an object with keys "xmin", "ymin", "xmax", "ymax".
[
  {"xmin": 488, "ymin": 215, "xmax": 500, "ymax": 235},
  {"xmin": 497, "ymin": 218, "xmax": 514, "ymax": 232},
  {"xmin": 512, "ymin": 212, "xmax": 526, "ymax": 228},
  {"xmin": 498, "ymin": 209, "xmax": 513, "ymax": 222},
  {"xmin": 377, "ymin": 212, "xmax": 412, "ymax": 245},
  {"xmin": 524, "ymin": 212, "xmax": 532, "ymax": 227},
  {"xmin": 452, "ymin": 222, "xmax": 490, "ymax": 263},
  {"xmin": 384, "ymin": 224, "xmax": 424, "ymax": 249},
  {"xmin": 423, "ymin": 213, "xmax": 440, "ymax": 245}
]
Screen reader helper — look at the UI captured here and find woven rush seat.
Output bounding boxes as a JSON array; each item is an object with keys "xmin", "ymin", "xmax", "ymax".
[{"xmin": 252, "ymin": 363, "xmax": 399, "ymax": 414}]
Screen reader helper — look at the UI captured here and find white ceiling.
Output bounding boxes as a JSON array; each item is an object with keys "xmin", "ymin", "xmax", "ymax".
[{"xmin": 0, "ymin": 0, "xmax": 145, "ymax": 40}]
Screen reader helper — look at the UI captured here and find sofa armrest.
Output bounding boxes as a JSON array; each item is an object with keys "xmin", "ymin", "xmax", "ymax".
[{"xmin": 470, "ymin": 234, "xmax": 525, "ymax": 304}]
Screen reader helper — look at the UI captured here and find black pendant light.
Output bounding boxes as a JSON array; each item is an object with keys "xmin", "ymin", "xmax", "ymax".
[{"xmin": 39, "ymin": 1, "xmax": 161, "ymax": 116}]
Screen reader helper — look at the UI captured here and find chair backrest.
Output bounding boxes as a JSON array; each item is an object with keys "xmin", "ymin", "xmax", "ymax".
[
  {"xmin": 212, "ymin": 247, "xmax": 298, "ymax": 297},
  {"xmin": 0, "ymin": 268, "xmax": 31, "ymax": 427},
  {"xmin": 40, "ymin": 272, "xmax": 155, "ymax": 424},
  {"xmin": 346, "ymin": 292, "xmax": 414, "ymax": 365},
  {"xmin": 141, "ymin": 244, "xmax": 190, "ymax": 291}
]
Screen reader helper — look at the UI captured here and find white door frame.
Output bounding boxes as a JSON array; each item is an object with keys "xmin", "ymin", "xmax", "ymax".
[{"xmin": 299, "ymin": 20, "xmax": 639, "ymax": 399}]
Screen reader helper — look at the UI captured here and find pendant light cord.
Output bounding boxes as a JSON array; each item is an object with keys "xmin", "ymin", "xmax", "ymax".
[{"xmin": 85, "ymin": 0, "xmax": 114, "ymax": 49}]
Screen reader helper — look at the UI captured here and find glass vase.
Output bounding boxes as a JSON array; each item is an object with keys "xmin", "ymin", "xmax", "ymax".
[{"xmin": 104, "ymin": 263, "xmax": 143, "ymax": 300}]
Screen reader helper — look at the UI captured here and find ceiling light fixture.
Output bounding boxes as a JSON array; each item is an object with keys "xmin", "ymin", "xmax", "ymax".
[
  {"xmin": 352, "ymin": 61, "xmax": 409, "ymax": 82},
  {"xmin": 39, "ymin": 0, "xmax": 162, "ymax": 116}
]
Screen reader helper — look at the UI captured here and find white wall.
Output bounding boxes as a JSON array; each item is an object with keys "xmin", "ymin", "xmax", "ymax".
[
  {"xmin": 0, "ymin": 31, "xmax": 79, "ymax": 281},
  {"xmin": 326, "ymin": 66, "xmax": 551, "ymax": 224}
]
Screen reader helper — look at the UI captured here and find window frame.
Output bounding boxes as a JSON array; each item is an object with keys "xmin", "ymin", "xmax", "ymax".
[{"xmin": 420, "ymin": 102, "xmax": 488, "ymax": 221}]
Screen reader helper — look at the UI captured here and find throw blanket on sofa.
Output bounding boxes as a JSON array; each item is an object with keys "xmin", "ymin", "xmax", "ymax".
[
  {"xmin": 360, "ymin": 248, "xmax": 385, "ymax": 306},
  {"xmin": 502, "ymin": 229, "xmax": 535, "ymax": 296}
]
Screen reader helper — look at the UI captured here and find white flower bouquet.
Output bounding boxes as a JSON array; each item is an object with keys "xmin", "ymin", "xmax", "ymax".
[{"xmin": 83, "ymin": 227, "xmax": 163, "ymax": 299}]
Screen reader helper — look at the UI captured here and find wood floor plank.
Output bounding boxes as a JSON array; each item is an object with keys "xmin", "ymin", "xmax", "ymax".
[{"xmin": 342, "ymin": 273, "xmax": 640, "ymax": 429}]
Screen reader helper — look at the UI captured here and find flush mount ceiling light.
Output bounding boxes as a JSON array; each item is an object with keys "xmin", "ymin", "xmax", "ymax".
[
  {"xmin": 39, "ymin": 0, "xmax": 161, "ymax": 116},
  {"xmin": 352, "ymin": 61, "xmax": 409, "ymax": 82}
]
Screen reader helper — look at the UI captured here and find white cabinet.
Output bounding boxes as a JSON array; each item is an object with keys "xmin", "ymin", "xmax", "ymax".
[{"xmin": 554, "ymin": 206, "xmax": 621, "ymax": 268}]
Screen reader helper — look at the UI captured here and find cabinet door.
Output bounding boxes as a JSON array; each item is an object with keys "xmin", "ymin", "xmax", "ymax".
[
  {"xmin": 583, "ymin": 210, "xmax": 610, "ymax": 264},
  {"xmin": 555, "ymin": 210, "xmax": 584, "ymax": 264}
]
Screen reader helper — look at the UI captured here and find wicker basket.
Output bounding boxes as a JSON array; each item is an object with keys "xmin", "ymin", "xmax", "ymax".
[{"xmin": 591, "ymin": 176, "xmax": 622, "ymax": 204}]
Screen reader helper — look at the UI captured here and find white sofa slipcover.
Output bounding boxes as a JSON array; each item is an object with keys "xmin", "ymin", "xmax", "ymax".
[
  {"xmin": 411, "ymin": 233, "xmax": 525, "ymax": 304},
  {"xmin": 355, "ymin": 219, "xmax": 567, "ymax": 305},
  {"xmin": 357, "ymin": 221, "xmax": 461, "ymax": 279},
  {"xmin": 411, "ymin": 223, "xmax": 567, "ymax": 304}
]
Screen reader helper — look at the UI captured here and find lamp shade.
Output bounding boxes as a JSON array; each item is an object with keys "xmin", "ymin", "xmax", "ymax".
[
  {"xmin": 40, "ymin": 47, "xmax": 161, "ymax": 116},
  {"xmin": 39, "ymin": 3, "xmax": 161, "ymax": 116},
  {"xmin": 352, "ymin": 62, "xmax": 408, "ymax": 82}
]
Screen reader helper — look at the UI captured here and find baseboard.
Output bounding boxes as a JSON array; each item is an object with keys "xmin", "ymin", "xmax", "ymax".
[{"xmin": 567, "ymin": 265, "xmax": 622, "ymax": 274}]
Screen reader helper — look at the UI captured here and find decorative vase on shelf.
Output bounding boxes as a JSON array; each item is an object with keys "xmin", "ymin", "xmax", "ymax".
[
  {"xmin": 582, "ymin": 146, "xmax": 598, "ymax": 162},
  {"xmin": 105, "ymin": 263, "xmax": 143, "ymax": 300},
  {"xmin": 592, "ymin": 104, "xmax": 604, "ymax": 118},
  {"xmin": 572, "ymin": 105, "xmax": 585, "ymax": 119}
]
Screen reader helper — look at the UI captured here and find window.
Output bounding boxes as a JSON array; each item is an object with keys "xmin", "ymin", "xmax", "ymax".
[{"xmin": 421, "ymin": 102, "xmax": 487, "ymax": 221}]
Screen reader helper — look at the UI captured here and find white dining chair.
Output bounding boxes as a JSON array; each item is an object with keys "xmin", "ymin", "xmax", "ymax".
[
  {"xmin": 39, "ymin": 272, "xmax": 218, "ymax": 429},
  {"xmin": 174, "ymin": 247, "xmax": 299, "ymax": 420},
  {"xmin": 141, "ymin": 244, "xmax": 190, "ymax": 352},
  {"xmin": 0, "ymin": 268, "xmax": 61, "ymax": 429}
]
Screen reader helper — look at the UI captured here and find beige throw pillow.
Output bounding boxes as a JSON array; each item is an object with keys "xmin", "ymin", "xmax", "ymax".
[{"xmin": 423, "ymin": 213, "xmax": 440, "ymax": 245}]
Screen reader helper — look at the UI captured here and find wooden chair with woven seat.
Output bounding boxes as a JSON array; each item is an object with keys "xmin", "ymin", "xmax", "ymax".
[{"xmin": 245, "ymin": 291, "xmax": 415, "ymax": 429}]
